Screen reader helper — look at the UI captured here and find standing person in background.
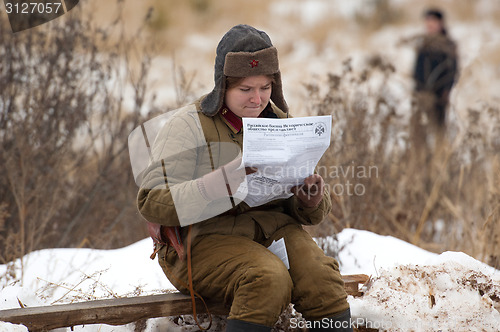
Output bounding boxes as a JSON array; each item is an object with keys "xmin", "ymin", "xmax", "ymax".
[{"xmin": 413, "ymin": 8, "xmax": 458, "ymax": 130}]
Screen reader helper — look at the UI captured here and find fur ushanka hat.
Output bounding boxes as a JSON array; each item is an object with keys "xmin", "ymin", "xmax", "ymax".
[{"xmin": 201, "ymin": 24, "xmax": 288, "ymax": 116}]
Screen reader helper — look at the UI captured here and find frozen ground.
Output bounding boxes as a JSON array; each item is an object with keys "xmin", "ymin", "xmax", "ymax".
[{"xmin": 1, "ymin": 228, "xmax": 499, "ymax": 331}]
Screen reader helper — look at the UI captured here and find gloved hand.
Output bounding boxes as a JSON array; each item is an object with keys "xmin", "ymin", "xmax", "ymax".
[
  {"xmin": 198, "ymin": 158, "xmax": 257, "ymax": 201},
  {"xmin": 291, "ymin": 174, "xmax": 325, "ymax": 208}
]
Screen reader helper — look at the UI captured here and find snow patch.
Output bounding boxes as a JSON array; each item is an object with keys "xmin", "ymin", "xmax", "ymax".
[
  {"xmin": 336, "ymin": 228, "xmax": 438, "ymax": 276},
  {"xmin": 1, "ymin": 230, "xmax": 498, "ymax": 331},
  {"xmin": 0, "ymin": 322, "xmax": 27, "ymax": 332},
  {"xmin": 349, "ymin": 255, "xmax": 500, "ymax": 331},
  {"xmin": 0, "ymin": 239, "xmax": 174, "ymax": 311}
]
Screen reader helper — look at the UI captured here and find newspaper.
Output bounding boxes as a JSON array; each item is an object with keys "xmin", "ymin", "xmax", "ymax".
[{"xmin": 239, "ymin": 115, "xmax": 331, "ymax": 207}]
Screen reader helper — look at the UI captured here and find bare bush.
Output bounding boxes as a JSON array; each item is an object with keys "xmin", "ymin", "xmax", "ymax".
[
  {"xmin": 0, "ymin": 3, "xmax": 156, "ymax": 272},
  {"xmin": 306, "ymin": 56, "xmax": 500, "ymax": 268},
  {"xmin": 354, "ymin": 0, "xmax": 405, "ymax": 29}
]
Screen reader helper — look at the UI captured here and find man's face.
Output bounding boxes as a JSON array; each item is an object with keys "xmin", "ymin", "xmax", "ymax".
[
  {"xmin": 425, "ymin": 16, "xmax": 443, "ymax": 35},
  {"xmin": 224, "ymin": 75, "xmax": 273, "ymax": 118}
]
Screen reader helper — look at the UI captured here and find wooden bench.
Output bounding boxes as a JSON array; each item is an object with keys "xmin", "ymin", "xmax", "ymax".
[{"xmin": 0, "ymin": 274, "xmax": 369, "ymax": 332}]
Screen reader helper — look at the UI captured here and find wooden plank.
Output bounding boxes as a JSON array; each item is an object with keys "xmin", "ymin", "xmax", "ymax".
[
  {"xmin": 342, "ymin": 274, "xmax": 370, "ymax": 297},
  {"xmin": 0, "ymin": 274, "xmax": 369, "ymax": 331},
  {"xmin": 0, "ymin": 293, "xmax": 227, "ymax": 331}
]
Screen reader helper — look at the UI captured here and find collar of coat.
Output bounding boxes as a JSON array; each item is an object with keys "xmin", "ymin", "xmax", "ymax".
[{"xmin": 219, "ymin": 105, "xmax": 243, "ymax": 133}]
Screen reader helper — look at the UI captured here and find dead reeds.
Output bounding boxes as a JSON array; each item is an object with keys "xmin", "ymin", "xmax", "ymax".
[{"xmin": 306, "ymin": 55, "xmax": 499, "ymax": 269}]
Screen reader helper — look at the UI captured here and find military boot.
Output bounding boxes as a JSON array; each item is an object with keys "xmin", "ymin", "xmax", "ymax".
[
  {"xmin": 308, "ymin": 309, "xmax": 353, "ymax": 332},
  {"xmin": 226, "ymin": 319, "xmax": 272, "ymax": 332}
]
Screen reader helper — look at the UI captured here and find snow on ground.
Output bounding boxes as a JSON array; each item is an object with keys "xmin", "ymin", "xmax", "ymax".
[
  {"xmin": 334, "ymin": 228, "xmax": 439, "ymax": 276},
  {"xmin": 1, "ymin": 229, "xmax": 499, "ymax": 331},
  {"xmin": 349, "ymin": 254, "xmax": 500, "ymax": 331},
  {"xmin": 0, "ymin": 239, "xmax": 170, "ymax": 310}
]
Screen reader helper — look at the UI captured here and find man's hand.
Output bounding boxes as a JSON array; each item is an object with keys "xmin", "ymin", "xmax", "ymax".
[
  {"xmin": 291, "ymin": 174, "xmax": 324, "ymax": 208},
  {"xmin": 198, "ymin": 158, "xmax": 257, "ymax": 200}
]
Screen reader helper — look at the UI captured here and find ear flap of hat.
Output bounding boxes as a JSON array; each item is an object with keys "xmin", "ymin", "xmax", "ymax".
[
  {"xmin": 200, "ymin": 75, "xmax": 226, "ymax": 117},
  {"xmin": 271, "ymin": 71, "xmax": 288, "ymax": 113}
]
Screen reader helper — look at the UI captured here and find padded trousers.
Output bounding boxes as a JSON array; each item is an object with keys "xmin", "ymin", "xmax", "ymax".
[{"xmin": 158, "ymin": 223, "xmax": 349, "ymax": 327}]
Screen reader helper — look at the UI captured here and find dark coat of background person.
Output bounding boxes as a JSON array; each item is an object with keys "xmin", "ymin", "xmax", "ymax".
[{"xmin": 413, "ymin": 14, "xmax": 458, "ymax": 127}]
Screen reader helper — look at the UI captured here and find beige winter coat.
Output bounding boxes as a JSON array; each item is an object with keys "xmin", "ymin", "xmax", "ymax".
[{"xmin": 137, "ymin": 98, "xmax": 331, "ymax": 240}]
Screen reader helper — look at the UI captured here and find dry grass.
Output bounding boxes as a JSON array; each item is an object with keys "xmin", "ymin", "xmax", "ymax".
[
  {"xmin": 1, "ymin": 0, "xmax": 498, "ymax": 276},
  {"xmin": 84, "ymin": 0, "xmax": 273, "ymax": 53},
  {"xmin": 354, "ymin": 0, "xmax": 406, "ymax": 29},
  {"xmin": 1, "ymin": 2, "xmax": 498, "ymax": 331},
  {"xmin": 444, "ymin": 0, "xmax": 500, "ymax": 22},
  {"xmin": 304, "ymin": 55, "xmax": 500, "ymax": 269},
  {"xmin": 0, "ymin": 1, "xmax": 155, "ymax": 268}
]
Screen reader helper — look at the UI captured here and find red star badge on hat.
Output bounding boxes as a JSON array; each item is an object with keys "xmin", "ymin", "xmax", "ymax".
[{"xmin": 250, "ymin": 59, "xmax": 259, "ymax": 68}]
